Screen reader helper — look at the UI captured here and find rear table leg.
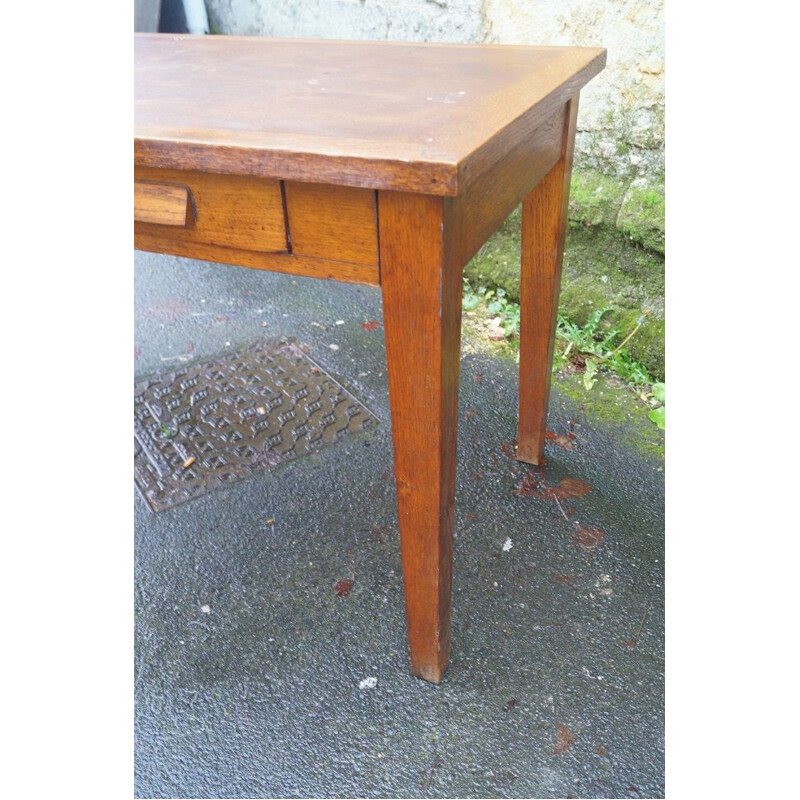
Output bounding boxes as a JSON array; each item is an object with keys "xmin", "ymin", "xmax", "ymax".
[{"xmin": 517, "ymin": 95, "xmax": 580, "ymax": 465}]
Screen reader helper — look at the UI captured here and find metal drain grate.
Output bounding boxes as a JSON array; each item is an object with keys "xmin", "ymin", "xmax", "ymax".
[{"xmin": 134, "ymin": 339, "xmax": 379, "ymax": 512}]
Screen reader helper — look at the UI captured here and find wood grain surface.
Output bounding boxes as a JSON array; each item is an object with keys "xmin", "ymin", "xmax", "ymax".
[
  {"xmin": 135, "ymin": 166, "xmax": 287, "ymax": 253},
  {"xmin": 284, "ymin": 182, "xmax": 378, "ymax": 267},
  {"xmin": 135, "ymin": 34, "xmax": 606, "ymax": 195},
  {"xmin": 379, "ymin": 191, "xmax": 462, "ymax": 683},
  {"xmin": 449, "ymin": 106, "xmax": 564, "ymax": 267},
  {"xmin": 134, "ymin": 181, "xmax": 190, "ymax": 226},
  {"xmin": 134, "ymin": 169, "xmax": 379, "ymax": 284},
  {"xmin": 134, "ymin": 233, "xmax": 380, "ymax": 285},
  {"xmin": 517, "ymin": 96, "xmax": 580, "ymax": 465}
]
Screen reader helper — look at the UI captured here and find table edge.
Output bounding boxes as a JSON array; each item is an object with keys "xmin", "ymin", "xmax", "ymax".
[
  {"xmin": 134, "ymin": 138, "xmax": 461, "ymax": 195},
  {"xmin": 134, "ymin": 37, "xmax": 607, "ymax": 197}
]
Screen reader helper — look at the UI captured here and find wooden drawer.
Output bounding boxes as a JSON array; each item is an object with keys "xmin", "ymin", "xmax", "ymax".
[
  {"xmin": 284, "ymin": 182, "xmax": 378, "ymax": 267},
  {"xmin": 134, "ymin": 167, "xmax": 288, "ymax": 255}
]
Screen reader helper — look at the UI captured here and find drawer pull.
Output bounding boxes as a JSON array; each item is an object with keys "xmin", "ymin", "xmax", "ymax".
[{"xmin": 134, "ymin": 181, "xmax": 190, "ymax": 226}]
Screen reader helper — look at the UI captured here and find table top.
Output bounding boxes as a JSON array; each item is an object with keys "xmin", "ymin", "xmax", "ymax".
[{"xmin": 135, "ymin": 34, "xmax": 605, "ymax": 196}]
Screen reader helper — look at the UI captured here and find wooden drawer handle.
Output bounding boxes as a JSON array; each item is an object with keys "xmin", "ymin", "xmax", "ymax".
[{"xmin": 134, "ymin": 181, "xmax": 190, "ymax": 226}]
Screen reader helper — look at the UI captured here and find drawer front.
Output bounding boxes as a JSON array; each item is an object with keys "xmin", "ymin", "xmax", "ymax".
[
  {"xmin": 284, "ymin": 182, "xmax": 378, "ymax": 267},
  {"xmin": 134, "ymin": 167, "xmax": 288, "ymax": 254}
]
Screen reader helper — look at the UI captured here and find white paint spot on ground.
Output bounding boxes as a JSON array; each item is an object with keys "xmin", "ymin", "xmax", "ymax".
[
  {"xmin": 502, "ymin": 537, "xmax": 513, "ymax": 552},
  {"xmin": 595, "ymin": 575, "xmax": 614, "ymax": 596},
  {"xmin": 359, "ymin": 676, "xmax": 378, "ymax": 689}
]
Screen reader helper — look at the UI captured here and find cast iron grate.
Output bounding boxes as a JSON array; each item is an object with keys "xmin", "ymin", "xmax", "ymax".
[{"xmin": 134, "ymin": 339, "xmax": 379, "ymax": 512}]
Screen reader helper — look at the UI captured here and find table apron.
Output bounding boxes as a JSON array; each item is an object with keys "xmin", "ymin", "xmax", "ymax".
[
  {"xmin": 134, "ymin": 167, "xmax": 380, "ymax": 286},
  {"xmin": 134, "ymin": 100, "xmax": 569, "ymax": 289}
]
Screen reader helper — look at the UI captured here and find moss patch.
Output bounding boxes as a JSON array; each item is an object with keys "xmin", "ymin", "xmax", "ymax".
[
  {"xmin": 553, "ymin": 370, "xmax": 665, "ymax": 460},
  {"xmin": 569, "ymin": 167, "xmax": 665, "ymax": 255},
  {"xmin": 569, "ymin": 170, "xmax": 628, "ymax": 229},
  {"xmin": 464, "ymin": 217, "xmax": 665, "ymax": 381},
  {"xmin": 463, "ymin": 206, "xmax": 523, "ymax": 298},
  {"xmin": 460, "ymin": 320, "xmax": 665, "ymax": 461},
  {"xmin": 617, "ymin": 311, "xmax": 665, "ymax": 382},
  {"xmin": 560, "ymin": 225, "xmax": 665, "ymax": 381},
  {"xmin": 617, "ymin": 178, "xmax": 666, "ymax": 254}
]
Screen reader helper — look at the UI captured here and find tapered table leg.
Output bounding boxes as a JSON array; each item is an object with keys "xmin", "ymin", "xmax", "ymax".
[
  {"xmin": 517, "ymin": 95, "xmax": 580, "ymax": 465},
  {"xmin": 378, "ymin": 191, "xmax": 462, "ymax": 684}
]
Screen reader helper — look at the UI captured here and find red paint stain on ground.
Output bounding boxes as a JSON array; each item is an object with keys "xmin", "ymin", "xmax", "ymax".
[
  {"xmin": 553, "ymin": 722, "xmax": 577, "ymax": 754},
  {"xmin": 544, "ymin": 429, "xmax": 577, "ymax": 450},
  {"xmin": 367, "ymin": 525, "xmax": 386, "ymax": 543},
  {"xmin": 361, "ymin": 321, "xmax": 380, "ymax": 331},
  {"xmin": 334, "ymin": 579, "xmax": 354, "ymax": 597},
  {"xmin": 517, "ymin": 473, "xmax": 592, "ymax": 500},
  {"xmin": 499, "ymin": 441, "xmax": 517, "ymax": 459},
  {"xmin": 147, "ymin": 300, "xmax": 192, "ymax": 321},
  {"xmin": 572, "ymin": 525, "xmax": 605, "ymax": 550},
  {"xmin": 554, "ymin": 573, "xmax": 584, "ymax": 584}
]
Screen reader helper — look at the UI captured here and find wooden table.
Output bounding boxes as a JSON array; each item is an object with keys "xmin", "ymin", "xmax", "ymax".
[{"xmin": 135, "ymin": 33, "xmax": 606, "ymax": 683}]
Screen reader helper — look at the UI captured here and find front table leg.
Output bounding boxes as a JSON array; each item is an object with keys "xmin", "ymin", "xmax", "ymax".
[
  {"xmin": 378, "ymin": 191, "xmax": 462, "ymax": 683},
  {"xmin": 517, "ymin": 95, "xmax": 580, "ymax": 465}
]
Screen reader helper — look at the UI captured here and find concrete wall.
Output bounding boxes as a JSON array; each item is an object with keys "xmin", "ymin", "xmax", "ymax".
[
  {"xmin": 204, "ymin": 0, "xmax": 664, "ymax": 183},
  {"xmin": 135, "ymin": 0, "xmax": 162, "ymax": 31}
]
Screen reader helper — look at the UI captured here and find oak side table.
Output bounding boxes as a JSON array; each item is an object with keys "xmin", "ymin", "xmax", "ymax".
[{"xmin": 134, "ymin": 33, "xmax": 606, "ymax": 683}]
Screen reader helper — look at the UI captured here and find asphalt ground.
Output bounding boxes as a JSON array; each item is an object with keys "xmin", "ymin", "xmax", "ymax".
[{"xmin": 134, "ymin": 250, "xmax": 665, "ymax": 799}]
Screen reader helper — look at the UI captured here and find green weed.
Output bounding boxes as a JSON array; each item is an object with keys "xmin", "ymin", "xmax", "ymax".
[
  {"xmin": 158, "ymin": 423, "xmax": 176, "ymax": 440},
  {"xmin": 555, "ymin": 308, "xmax": 652, "ymax": 386},
  {"xmin": 648, "ymin": 382, "xmax": 665, "ymax": 430},
  {"xmin": 462, "ymin": 280, "xmax": 520, "ymax": 339},
  {"xmin": 463, "ymin": 280, "xmax": 663, "ymax": 428}
]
